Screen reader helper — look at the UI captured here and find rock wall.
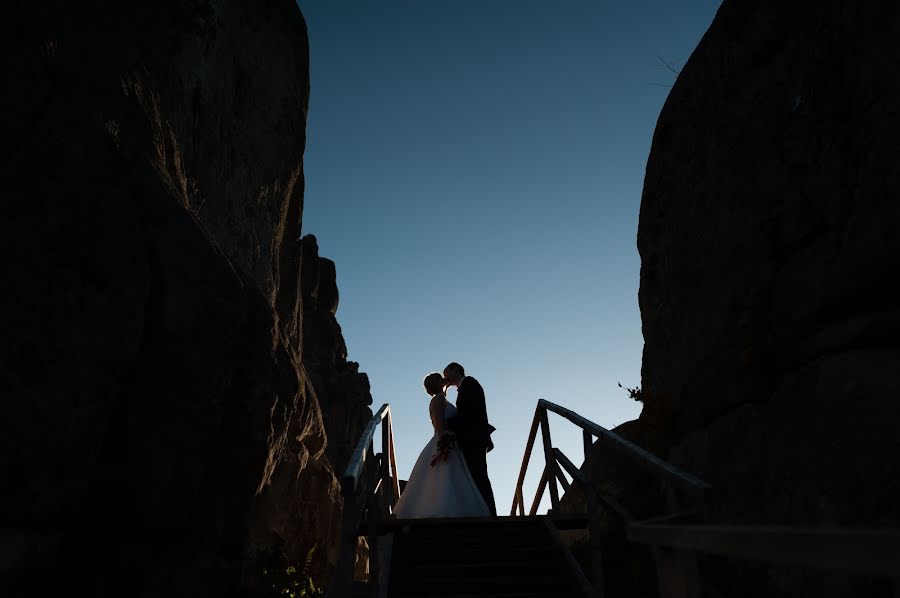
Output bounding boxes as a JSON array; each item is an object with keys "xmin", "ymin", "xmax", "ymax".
[
  {"xmin": 1, "ymin": 0, "xmax": 364, "ymax": 595},
  {"xmin": 636, "ymin": 1, "xmax": 900, "ymax": 596},
  {"xmin": 300, "ymin": 235, "xmax": 374, "ymax": 476}
]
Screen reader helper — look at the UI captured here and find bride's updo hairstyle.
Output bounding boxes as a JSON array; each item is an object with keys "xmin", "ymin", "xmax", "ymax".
[{"xmin": 423, "ymin": 372, "xmax": 444, "ymax": 396}]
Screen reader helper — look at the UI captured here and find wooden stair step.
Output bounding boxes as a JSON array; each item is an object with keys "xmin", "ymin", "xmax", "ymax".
[
  {"xmin": 386, "ymin": 515, "xmax": 586, "ymax": 528},
  {"xmin": 394, "ymin": 528, "xmax": 550, "ymax": 543},
  {"xmin": 393, "ymin": 548, "xmax": 564, "ymax": 561},
  {"xmin": 396, "ymin": 531, "xmax": 548, "ymax": 544},
  {"xmin": 385, "ymin": 517, "xmax": 593, "ymax": 598},
  {"xmin": 396, "ymin": 520, "xmax": 546, "ymax": 530},
  {"xmin": 402, "ymin": 540, "xmax": 549, "ymax": 547},
  {"xmin": 392, "ymin": 559, "xmax": 570, "ymax": 577},
  {"xmin": 391, "ymin": 545, "xmax": 559, "ymax": 563},
  {"xmin": 394, "ymin": 543, "xmax": 550, "ymax": 554},
  {"xmin": 384, "ymin": 519, "xmax": 574, "ymax": 534},
  {"xmin": 396, "ymin": 537, "xmax": 548, "ymax": 546},
  {"xmin": 389, "ymin": 588, "xmax": 581, "ymax": 598},
  {"xmin": 391, "ymin": 527, "xmax": 547, "ymax": 539},
  {"xmin": 389, "ymin": 573, "xmax": 575, "ymax": 592}
]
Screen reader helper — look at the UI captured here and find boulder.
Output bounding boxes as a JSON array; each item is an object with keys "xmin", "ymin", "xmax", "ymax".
[
  {"xmin": 0, "ymin": 1, "xmax": 356, "ymax": 595},
  {"xmin": 634, "ymin": 1, "xmax": 900, "ymax": 596},
  {"xmin": 300, "ymin": 235, "xmax": 374, "ymax": 476}
]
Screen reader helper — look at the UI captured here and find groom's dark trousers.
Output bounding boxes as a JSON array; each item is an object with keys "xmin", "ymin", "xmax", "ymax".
[{"xmin": 450, "ymin": 376, "xmax": 497, "ymax": 516}]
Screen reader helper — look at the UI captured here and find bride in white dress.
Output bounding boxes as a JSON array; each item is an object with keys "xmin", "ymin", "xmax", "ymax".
[{"xmin": 392, "ymin": 373, "xmax": 490, "ymax": 518}]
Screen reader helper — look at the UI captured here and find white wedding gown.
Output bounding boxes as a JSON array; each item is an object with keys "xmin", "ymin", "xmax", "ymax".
[{"xmin": 393, "ymin": 399, "xmax": 490, "ymax": 518}]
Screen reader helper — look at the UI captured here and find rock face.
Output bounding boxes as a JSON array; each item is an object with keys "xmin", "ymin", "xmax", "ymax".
[
  {"xmin": 1, "ymin": 1, "xmax": 363, "ymax": 595},
  {"xmin": 300, "ymin": 235, "xmax": 374, "ymax": 475},
  {"xmin": 635, "ymin": 1, "xmax": 900, "ymax": 596}
]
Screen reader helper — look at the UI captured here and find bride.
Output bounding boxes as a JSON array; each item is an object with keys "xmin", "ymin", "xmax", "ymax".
[{"xmin": 392, "ymin": 373, "xmax": 490, "ymax": 518}]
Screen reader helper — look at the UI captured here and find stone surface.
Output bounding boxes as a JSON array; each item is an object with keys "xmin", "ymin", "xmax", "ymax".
[
  {"xmin": 0, "ymin": 1, "xmax": 364, "ymax": 595},
  {"xmin": 633, "ymin": 1, "xmax": 900, "ymax": 596},
  {"xmin": 300, "ymin": 235, "xmax": 374, "ymax": 476}
]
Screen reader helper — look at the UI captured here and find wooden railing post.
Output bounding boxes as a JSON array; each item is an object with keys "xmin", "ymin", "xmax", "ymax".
[
  {"xmin": 655, "ymin": 481, "xmax": 701, "ymax": 598},
  {"xmin": 328, "ymin": 404, "xmax": 399, "ymax": 598},
  {"xmin": 583, "ymin": 429, "xmax": 605, "ymax": 597},
  {"xmin": 539, "ymin": 406, "xmax": 560, "ymax": 512},
  {"xmin": 529, "ymin": 465, "xmax": 550, "ymax": 516},
  {"xmin": 367, "ymin": 441, "xmax": 380, "ymax": 598},
  {"xmin": 386, "ymin": 410, "xmax": 400, "ymax": 510},
  {"xmin": 511, "ymin": 399, "xmax": 900, "ymax": 598},
  {"xmin": 380, "ymin": 425, "xmax": 393, "ymax": 516},
  {"xmin": 511, "ymin": 409, "xmax": 541, "ymax": 516}
]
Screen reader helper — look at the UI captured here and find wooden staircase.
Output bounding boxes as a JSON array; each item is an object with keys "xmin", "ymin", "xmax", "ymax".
[
  {"xmin": 329, "ymin": 402, "xmax": 900, "ymax": 598},
  {"xmin": 386, "ymin": 516, "xmax": 593, "ymax": 598}
]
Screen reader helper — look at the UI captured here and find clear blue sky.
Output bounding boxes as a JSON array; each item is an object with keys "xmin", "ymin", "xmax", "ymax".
[{"xmin": 296, "ymin": 0, "xmax": 721, "ymax": 513}]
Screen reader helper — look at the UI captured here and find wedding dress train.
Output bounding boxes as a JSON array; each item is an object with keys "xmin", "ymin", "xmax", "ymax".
[{"xmin": 393, "ymin": 399, "xmax": 490, "ymax": 518}]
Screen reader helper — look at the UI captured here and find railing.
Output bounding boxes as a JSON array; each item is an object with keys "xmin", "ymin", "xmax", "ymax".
[
  {"xmin": 513, "ymin": 399, "xmax": 900, "ymax": 598},
  {"xmin": 328, "ymin": 404, "xmax": 400, "ymax": 598},
  {"xmin": 511, "ymin": 399, "xmax": 710, "ymax": 597},
  {"xmin": 326, "ymin": 399, "xmax": 900, "ymax": 597}
]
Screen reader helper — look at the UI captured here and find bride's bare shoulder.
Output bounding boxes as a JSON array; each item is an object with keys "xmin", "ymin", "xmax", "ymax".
[{"xmin": 428, "ymin": 394, "xmax": 446, "ymax": 410}]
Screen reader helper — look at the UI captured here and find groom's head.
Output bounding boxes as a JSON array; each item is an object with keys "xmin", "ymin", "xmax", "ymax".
[{"xmin": 443, "ymin": 362, "xmax": 465, "ymax": 387}]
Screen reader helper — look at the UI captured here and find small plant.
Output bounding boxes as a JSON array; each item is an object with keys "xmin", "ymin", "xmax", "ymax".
[
  {"xmin": 617, "ymin": 382, "xmax": 643, "ymax": 403},
  {"xmin": 254, "ymin": 541, "xmax": 324, "ymax": 598},
  {"xmin": 40, "ymin": 40, "xmax": 57, "ymax": 58},
  {"xmin": 105, "ymin": 119, "xmax": 120, "ymax": 147}
]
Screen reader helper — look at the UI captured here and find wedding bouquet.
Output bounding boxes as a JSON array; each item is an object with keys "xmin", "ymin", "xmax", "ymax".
[{"xmin": 430, "ymin": 430, "xmax": 457, "ymax": 466}]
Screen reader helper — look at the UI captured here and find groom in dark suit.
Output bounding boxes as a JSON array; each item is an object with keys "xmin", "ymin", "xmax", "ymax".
[{"xmin": 443, "ymin": 362, "xmax": 497, "ymax": 516}]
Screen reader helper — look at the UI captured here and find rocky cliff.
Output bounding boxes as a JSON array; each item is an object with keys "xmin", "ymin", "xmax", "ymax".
[
  {"xmin": 300, "ymin": 235, "xmax": 374, "ymax": 475},
  {"xmin": 1, "ymin": 1, "xmax": 368, "ymax": 595},
  {"xmin": 561, "ymin": 2, "xmax": 900, "ymax": 596},
  {"xmin": 636, "ymin": 1, "xmax": 900, "ymax": 596}
]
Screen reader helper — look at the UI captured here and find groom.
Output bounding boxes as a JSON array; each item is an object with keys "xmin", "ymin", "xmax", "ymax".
[{"xmin": 443, "ymin": 362, "xmax": 497, "ymax": 516}]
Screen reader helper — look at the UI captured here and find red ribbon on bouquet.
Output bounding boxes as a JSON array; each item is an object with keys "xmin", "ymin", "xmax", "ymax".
[{"xmin": 430, "ymin": 431, "xmax": 457, "ymax": 467}]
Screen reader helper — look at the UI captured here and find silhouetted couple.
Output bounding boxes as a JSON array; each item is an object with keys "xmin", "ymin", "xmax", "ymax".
[{"xmin": 393, "ymin": 362, "xmax": 497, "ymax": 518}]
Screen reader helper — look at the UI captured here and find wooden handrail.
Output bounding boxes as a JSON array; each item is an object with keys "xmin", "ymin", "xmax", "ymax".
[
  {"xmin": 554, "ymin": 461, "xmax": 571, "ymax": 493},
  {"xmin": 510, "ymin": 410, "xmax": 541, "ymax": 515},
  {"xmin": 330, "ymin": 398, "xmax": 898, "ymax": 598},
  {"xmin": 511, "ymin": 398, "xmax": 710, "ymax": 598},
  {"xmin": 512, "ymin": 399, "xmax": 708, "ymax": 520},
  {"xmin": 386, "ymin": 410, "xmax": 401, "ymax": 504},
  {"xmin": 342, "ymin": 403, "xmax": 391, "ymax": 493},
  {"xmin": 328, "ymin": 403, "xmax": 400, "ymax": 598},
  {"xmin": 540, "ymin": 407, "xmax": 561, "ymax": 510},
  {"xmin": 553, "ymin": 447, "xmax": 633, "ymax": 524},
  {"xmin": 553, "ymin": 448, "xmax": 586, "ymax": 485},
  {"xmin": 539, "ymin": 399, "xmax": 710, "ymax": 498},
  {"xmin": 512, "ymin": 398, "xmax": 900, "ymax": 598},
  {"xmin": 333, "ymin": 398, "xmax": 899, "ymax": 598},
  {"xmin": 628, "ymin": 522, "xmax": 900, "ymax": 576}
]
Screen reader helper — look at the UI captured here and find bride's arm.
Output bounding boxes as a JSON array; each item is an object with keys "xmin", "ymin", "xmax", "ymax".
[{"xmin": 429, "ymin": 395, "xmax": 446, "ymax": 436}]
